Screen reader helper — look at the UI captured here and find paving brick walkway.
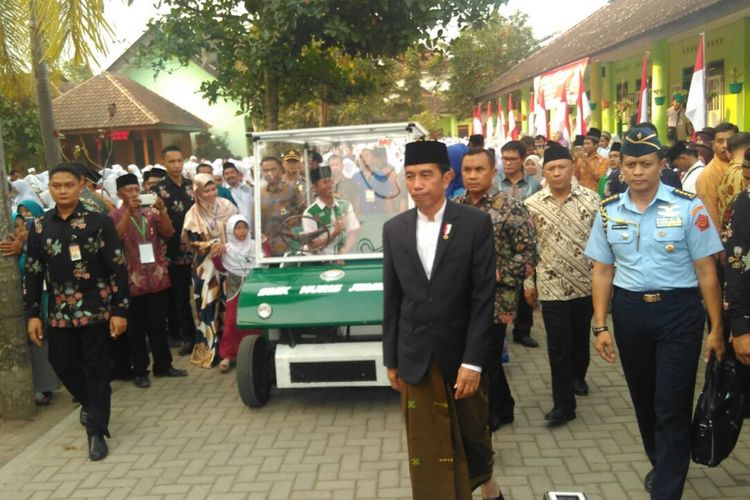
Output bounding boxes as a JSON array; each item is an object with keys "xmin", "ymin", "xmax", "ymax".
[{"xmin": 1, "ymin": 312, "xmax": 749, "ymax": 499}]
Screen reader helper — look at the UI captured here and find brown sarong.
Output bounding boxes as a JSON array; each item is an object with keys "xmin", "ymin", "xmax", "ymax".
[{"xmin": 400, "ymin": 362, "xmax": 494, "ymax": 500}]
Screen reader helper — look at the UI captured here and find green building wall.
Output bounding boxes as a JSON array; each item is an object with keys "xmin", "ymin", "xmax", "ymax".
[{"xmin": 119, "ymin": 59, "xmax": 249, "ymax": 157}]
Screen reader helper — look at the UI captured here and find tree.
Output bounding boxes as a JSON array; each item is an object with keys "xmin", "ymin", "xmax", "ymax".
[
  {"xmin": 0, "ymin": 0, "xmax": 113, "ymax": 419},
  {"xmin": 1, "ymin": 0, "xmax": 113, "ymax": 168},
  {"xmin": 0, "ymin": 97, "xmax": 44, "ymax": 171},
  {"xmin": 442, "ymin": 12, "xmax": 539, "ymax": 117},
  {"xmin": 143, "ymin": 0, "xmax": 502, "ymax": 129}
]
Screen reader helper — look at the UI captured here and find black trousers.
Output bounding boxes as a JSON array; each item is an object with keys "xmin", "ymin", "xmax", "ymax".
[
  {"xmin": 48, "ymin": 323, "xmax": 112, "ymax": 437},
  {"xmin": 612, "ymin": 287, "xmax": 704, "ymax": 500},
  {"xmin": 540, "ymin": 296, "xmax": 592, "ymax": 411},
  {"xmin": 512, "ymin": 288, "xmax": 534, "ymax": 339},
  {"xmin": 715, "ymin": 262, "xmax": 750, "ymax": 405},
  {"xmin": 485, "ymin": 322, "xmax": 515, "ymax": 418},
  {"xmin": 167, "ymin": 264, "xmax": 196, "ymax": 344},
  {"xmin": 128, "ymin": 290, "xmax": 172, "ymax": 376}
]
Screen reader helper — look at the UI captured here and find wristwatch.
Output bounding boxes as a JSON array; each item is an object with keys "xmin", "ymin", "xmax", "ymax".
[{"xmin": 592, "ymin": 325, "xmax": 609, "ymax": 336}]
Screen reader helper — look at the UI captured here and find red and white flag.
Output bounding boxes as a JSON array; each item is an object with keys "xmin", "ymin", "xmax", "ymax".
[
  {"xmin": 485, "ymin": 102, "xmax": 494, "ymax": 142},
  {"xmin": 496, "ymin": 99, "xmax": 507, "ymax": 144},
  {"xmin": 508, "ymin": 94, "xmax": 518, "ymax": 140},
  {"xmin": 534, "ymin": 90, "xmax": 548, "ymax": 139},
  {"xmin": 575, "ymin": 71, "xmax": 588, "ymax": 137},
  {"xmin": 528, "ymin": 92, "xmax": 536, "ymax": 137},
  {"xmin": 472, "ymin": 105, "xmax": 484, "ymax": 136},
  {"xmin": 552, "ymin": 90, "xmax": 571, "ymax": 145},
  {"xmin": 637, "ymin": 52, "xmax": 649, "ymax": 123},
  {"xmin": 685, "ymin": 34, "xmax": 706, "ymax": 132}
]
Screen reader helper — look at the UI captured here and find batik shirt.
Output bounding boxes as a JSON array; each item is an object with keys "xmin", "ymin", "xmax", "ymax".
[
  {"xmin": 724, "ymin": 188, "xmax": 750, "ymax": 335},
  {"xmin": 524, "ymin": 185, "xmax": 600, "ymax": 301},
  {"xmin": 110, "ymin": 207, "xmax": 171, "ymax": 297},
  {"xmin": 302, "ymin": 198, "xmax": 361, "ymax": 254},
  {"xmin": 260, "ymin": 182, "xmax": 305, "ymax": 256},
  {"xmin": 24, "ymin": 203, "xmax": 130, "ymax": 329},
  {"xmin": 456, "ymin": 190, "xmax": 537, "ymax": 318},
  {"xmin": 151, "ymin": 175, "xmax": 194, "ymax": 265}
]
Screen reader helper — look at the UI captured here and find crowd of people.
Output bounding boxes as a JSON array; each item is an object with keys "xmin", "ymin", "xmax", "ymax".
[
  {"xmin": 383, "ymin": 120, "xmax": 750, "ymax": 500},
  {"xmin": 4, "ymin": 118, "xmax": 750, "ymax": 499}
]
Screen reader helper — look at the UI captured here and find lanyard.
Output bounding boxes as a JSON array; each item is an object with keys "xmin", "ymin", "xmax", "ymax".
[{"xmin": 130, "ymin": 215, "xmax": 148, "ymax": 241}]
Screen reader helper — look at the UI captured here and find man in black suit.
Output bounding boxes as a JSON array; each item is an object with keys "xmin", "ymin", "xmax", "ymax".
[{"xmin": 382, "ymin": 141, "xmax": 503, "ymax": 500}]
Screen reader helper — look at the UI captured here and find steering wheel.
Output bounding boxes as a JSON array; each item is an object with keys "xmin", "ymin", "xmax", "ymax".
[{"xmin": 279, "ymin": 214, "xmax": 331, "ymax": 254}]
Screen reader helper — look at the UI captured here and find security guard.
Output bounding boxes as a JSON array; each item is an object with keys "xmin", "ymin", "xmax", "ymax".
[{"xmin": 584, "ymin": 127, "xmax": 725, "ymax": 500}]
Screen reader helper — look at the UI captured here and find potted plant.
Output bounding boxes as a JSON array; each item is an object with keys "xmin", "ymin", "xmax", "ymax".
[
  {"xmin": 615, "ymin": 97, "xmax": 634, "ymax": 122},
  {"xmin": 589, "ymin": 102, "xmax": 597, "ymax": 111},
  {"xmin": 673, "ymin": 89, "xmax": 688, "ymax": 103},
  {"xmin": 653, "ymin": 89, "xmax": 666, "ymax": 106},
  {"xmin": 729, "ymin": 68, "xmax": 744, "ymax": 94},
  {"xmin": 601, "ymin": 99, "xmax": 610, "ymax": 109}
]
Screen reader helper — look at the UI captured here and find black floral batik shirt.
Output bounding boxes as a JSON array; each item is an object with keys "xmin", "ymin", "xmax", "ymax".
[
  {"xmin": 24, "ymin": 203, "xmax": 130, "ymax": 329},
  {"xmin": 151, "ymin": 175, "xmax": 194, "ymax": 265}
]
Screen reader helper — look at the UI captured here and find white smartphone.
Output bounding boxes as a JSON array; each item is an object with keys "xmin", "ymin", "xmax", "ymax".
[{"xmin": 139, "ymin": 193, "xmax": 157, "ymax": 206}]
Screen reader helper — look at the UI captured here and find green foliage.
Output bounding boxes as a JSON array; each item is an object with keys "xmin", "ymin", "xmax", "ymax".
[
  {"xmin": 194, "ymin": 131, "xmax": 233, "ymax": 159},
  {"xmin": 60, "ymin": 59, "xmax": 93, "ymax": 84},
  {"xmin": 142, "ymin": 0, "xmax": 501, "ymax": 128},
  {"xmin": 0, "ymin": 96, "xmax": 44, "ymax": 170},
  {"xmin": 443, "ymin": 12, "xmax": 539, "ymax": 118}
]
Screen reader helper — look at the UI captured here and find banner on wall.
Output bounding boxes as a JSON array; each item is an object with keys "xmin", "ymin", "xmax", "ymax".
[{"xmin": 533, "ymin": 57, "xmax": 590, "ymax": 107}]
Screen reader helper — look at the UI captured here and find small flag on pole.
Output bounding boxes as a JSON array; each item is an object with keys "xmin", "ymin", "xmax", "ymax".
[
  {"xmin": 486, "ymin": 102, "xmax": 494, "ymax": 142},
  {"xmin": 685, "ymin": 34, "xmax": 706, "ymax": 133},
  {"xmin": 575, "ymin": 71, "xmax": 588, "ymax": 137},
  {"xmin": 535, "ymin": 90, "xmax": 548, "ymax": 139},
  {"xmin": 508, "ymin": 95, "xmax": 518, "ymax": 140}
]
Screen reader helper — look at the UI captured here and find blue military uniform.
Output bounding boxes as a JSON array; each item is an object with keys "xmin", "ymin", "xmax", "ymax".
[{"xmin": 585, "ymin": 128, "xmax": 723, "ymax": 500}]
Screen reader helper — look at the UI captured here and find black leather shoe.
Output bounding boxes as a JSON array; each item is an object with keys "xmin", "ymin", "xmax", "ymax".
[
  {"xmin": 133, "ymin": 375, "xmax": 151, "ymax": 388},
  {"xmin": 574, "ymin": 379, "xmax": 589, "ymax": 396},
  {"xmin": 154, "ymin": 366, "xmax": 188, "ymax": 377},
  {"xmin": 545, "ymin": 407, "xmax": 576, "ymax": 426},
  {"xmin": 513, "ymin": 335, "xmax": 539, "ymax": 348},
  {"xmin": 88, "ymin": 435, "xmax": 108, "ymax": 461},
  {"xmin": 488, "ymin": 412, "xmax": 514, "ymax": 432},
  {"xmin": 79, "ymin": 408, "xmax": 88, "ymax": 427},
  {"xmin": 644, "ymin": 469, "xmax": 654, "ymax": 493}
]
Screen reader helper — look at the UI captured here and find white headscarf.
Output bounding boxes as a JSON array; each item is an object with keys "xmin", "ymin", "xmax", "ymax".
[
  {"xmin": 222, "ymin": 214, "xmax": 255, "ymax": 277},
  {"xmin": 12, "ymin": 179, "xmax": 43, "ymax": 208}
]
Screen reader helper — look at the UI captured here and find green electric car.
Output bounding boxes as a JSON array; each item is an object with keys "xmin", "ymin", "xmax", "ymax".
[{"xmin": 236, "ymin": 122, "xmax": 427, "ymax": 407}]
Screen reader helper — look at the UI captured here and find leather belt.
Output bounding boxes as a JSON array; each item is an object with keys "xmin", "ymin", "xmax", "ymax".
[{"xmin": 614, "ymin": 287, "xmax": 698, "ymax": 303}]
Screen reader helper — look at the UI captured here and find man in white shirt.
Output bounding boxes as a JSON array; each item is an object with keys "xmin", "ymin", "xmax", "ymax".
[
  {"xmin": 666, "ymin": 142, "xmax": 704, "ymax": 194},
  {"xmin": 223, "ymin": 161, "xmax": 254, "ymax": 226},
  {"xmin": 382, "ymin": 140, "xmax": 503, "ymax": 500}
]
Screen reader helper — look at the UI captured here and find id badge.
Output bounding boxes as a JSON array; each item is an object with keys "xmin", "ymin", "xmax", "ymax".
[
  {"xmin": 138, "ymin": 243, "xmax": 156, "ymax": 264},
  {"xmin": 365, "ymin": 189, "xmax": 376, "ymax": 203},
  {"xmin": 69, "ymin": 244, "xmax": 82, "ymax": 262}
]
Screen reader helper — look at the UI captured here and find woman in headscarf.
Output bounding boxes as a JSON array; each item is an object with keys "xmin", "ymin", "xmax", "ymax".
[
  {"xmin": 182, "ymin": 173, "xmax": 238, "ymax": 367},
  {"xmin": 210, "ymin": 214, "xmax": 259, "ymax": 373},
  {"xmin": 11, "ymin": 179, "xmax": 44, "ymax": 210},
  {"xmin": 9, "ymin": 209, "xmax": 60, "ymax": 405},
  {"xmin": 523, "ymin": 154, "xmax": 543, "ymax": 182}
]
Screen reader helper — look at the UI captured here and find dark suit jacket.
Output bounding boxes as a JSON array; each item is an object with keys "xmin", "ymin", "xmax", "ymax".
[{"xmin": 382, "ymin": 200, "xmax": 495, "ymax": 386}]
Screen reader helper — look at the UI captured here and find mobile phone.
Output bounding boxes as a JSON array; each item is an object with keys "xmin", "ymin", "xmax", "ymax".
[{"xmin": 139, "ymin": 193, "xmax": 157, "ymax": 206}]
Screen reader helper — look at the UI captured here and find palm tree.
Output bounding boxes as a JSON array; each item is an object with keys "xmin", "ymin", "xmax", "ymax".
[{"xmin": 0, "ymin": 0, "xmax": 113, "ymax": 419}]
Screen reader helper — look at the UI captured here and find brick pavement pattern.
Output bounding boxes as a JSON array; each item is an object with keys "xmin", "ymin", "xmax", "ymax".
[{"xmin": 1, "ymin": 312, "xmax": 750, "ymax": 499}]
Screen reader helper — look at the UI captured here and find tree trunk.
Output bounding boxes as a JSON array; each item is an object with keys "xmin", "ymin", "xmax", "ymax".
[
  {"xmin": 263, "ymin": 69, "xmax": 280, "ymax": 130},
  {"xmin": 0, "ymin": 121, "xmax": 36, "ymax": 420},
  {"xmin": 30, "ymin": 10, "xmax": 62, "ymax": 168}
]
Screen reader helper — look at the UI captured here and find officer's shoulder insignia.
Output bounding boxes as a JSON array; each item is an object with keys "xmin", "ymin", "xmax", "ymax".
[
  {"xmin": 673, "ymin": 189, "xmax": 696, "ymax": 200},
  {"xmin": 601, "ymin": 194, "xmax": 620, "ymax": 206}
]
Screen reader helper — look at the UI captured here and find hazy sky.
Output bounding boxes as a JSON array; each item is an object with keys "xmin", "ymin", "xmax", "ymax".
[{"xmin": 94, "ymin": 0, "xmax": 609, "ymax": 71}]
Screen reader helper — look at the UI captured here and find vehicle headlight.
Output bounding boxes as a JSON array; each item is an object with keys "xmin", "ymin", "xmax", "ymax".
[{"xmin": 257, "ymin": 303, "xmax": 273, "ymax": 320}]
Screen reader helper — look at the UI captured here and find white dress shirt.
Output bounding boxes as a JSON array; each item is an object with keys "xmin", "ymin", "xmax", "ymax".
[
  {"xmin": 681, "ymin": 160, "xmax": 705, "ymax": 194},
  {"xmin": 415, "ymin": 199, "xmax": 481, "ymax": 373},
  {"xmin": 228, "ymin": 182, "xmax": 254, "ymax": 226}
]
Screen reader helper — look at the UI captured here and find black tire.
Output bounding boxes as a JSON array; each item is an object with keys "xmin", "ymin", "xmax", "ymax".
[{"xmin": 236, "ymin": 335, "xmax": 272, "ymax": 408}]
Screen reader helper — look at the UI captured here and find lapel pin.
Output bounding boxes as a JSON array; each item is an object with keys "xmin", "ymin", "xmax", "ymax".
[{"xmin": 442, "ymin": 223, "xmax": 452, "ymax": 240}]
